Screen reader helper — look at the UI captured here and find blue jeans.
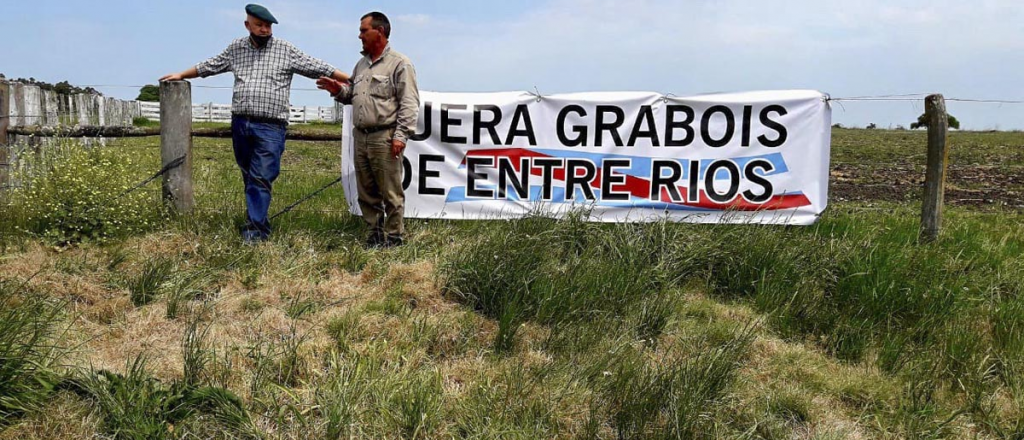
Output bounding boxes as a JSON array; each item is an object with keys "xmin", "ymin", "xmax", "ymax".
[{"xmin": 231, "ymin": 116, "xmax": 287, "ymax": 237}]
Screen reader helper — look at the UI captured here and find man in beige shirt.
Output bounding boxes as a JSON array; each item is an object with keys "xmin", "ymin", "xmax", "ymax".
[{"xmin": 318, "ymin": 11, "xmax": 419, "ymax": 248}]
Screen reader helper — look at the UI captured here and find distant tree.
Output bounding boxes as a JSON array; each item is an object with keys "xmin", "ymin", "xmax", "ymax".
[
  {"xmin": 832, "ymin": 123, "xmax": 844, "ymax": 129},
  {"xmin": 911, "ymin": 111, "xmax": 960, "ymax": 130},
  {"xmin": 8, "ymin": 77, "xmax": 98, "ymax": 95},
  {"xmin": 52, "ymin": 81, "xmax": 75, "ymax": 95},
  {"xmin": 136, "ymin": 84, "xmax": 160, "ymax": 102},
  {"xmin": 866, "ymin": 123, "xmax": 877, "ymax": 129}
]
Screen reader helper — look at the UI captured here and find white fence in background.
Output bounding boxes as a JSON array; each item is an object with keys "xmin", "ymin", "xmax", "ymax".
[{"xmin": 138, "ymin": 101, "xmax": 343, "ymax": 124}]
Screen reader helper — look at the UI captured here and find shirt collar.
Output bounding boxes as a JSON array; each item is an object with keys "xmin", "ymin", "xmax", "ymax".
[
  {"xmin": 248, "ymin": 35, "xmax": 274, "ymax": 49},
  {"xmin": 361, "ymin": 43, "xmax": 391, "ymax": 65}
]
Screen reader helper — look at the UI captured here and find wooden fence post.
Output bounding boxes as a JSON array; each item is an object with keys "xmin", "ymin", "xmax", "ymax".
[
  {"xmin": 920, "ymin": 94, "xmax": 949, "ymax": 243},
  {"xmin": 160, "ymin": 81, "xmax": 194, "ymax": 213}
]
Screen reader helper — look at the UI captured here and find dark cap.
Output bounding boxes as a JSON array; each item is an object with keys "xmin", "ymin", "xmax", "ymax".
[{"xmin": 245, "ymin": 4, "xmax": 278, "ymax": 24}]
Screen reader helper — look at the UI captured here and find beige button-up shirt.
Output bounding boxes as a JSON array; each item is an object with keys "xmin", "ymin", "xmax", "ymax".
[{"xmin": 333, "ymin": 45, "xmax": 420, "ymax": 143}]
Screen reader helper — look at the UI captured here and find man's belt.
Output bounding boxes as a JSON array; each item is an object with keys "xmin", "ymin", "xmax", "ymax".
[
  {"xmin": 235, "ymin": 114, "xmax": 287, "ymax": 125},
  {"xmin": 356, "ymin": 124, "xmax": 397, "ymax": 135}
]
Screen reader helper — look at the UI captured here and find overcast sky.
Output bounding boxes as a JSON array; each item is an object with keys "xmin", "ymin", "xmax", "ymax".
[{"xmin": 3, "ymin": 0, "xmax": 1022, "ymax": 129}]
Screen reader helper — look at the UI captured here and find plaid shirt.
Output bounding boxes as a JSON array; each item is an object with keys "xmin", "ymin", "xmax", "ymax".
[{"xmin": 196, "ymin": 37, "xmax": 336, "ymax": 123}]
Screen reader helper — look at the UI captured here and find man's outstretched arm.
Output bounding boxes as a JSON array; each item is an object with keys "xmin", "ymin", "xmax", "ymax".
[
  {"xmin": 329, "ymin": 69, "xmax": 350, "ymax": 83},
  {"xmin": 161, "ymin": 46, "xmax": 232, "ymax": 82},
  {"xmin": 290, "ymin": 45, "xmax": 349, "ymax": 82}
]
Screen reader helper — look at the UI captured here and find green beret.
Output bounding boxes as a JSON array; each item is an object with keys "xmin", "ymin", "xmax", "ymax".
[{"xmin": 245, "ymin": 4, "xmax": 278, "ymax": 24}]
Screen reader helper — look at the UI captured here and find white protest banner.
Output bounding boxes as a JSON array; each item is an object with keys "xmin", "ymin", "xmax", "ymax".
[{"xmin": 341, "ymin": 90, "xmax": 831, "ymax": 225}]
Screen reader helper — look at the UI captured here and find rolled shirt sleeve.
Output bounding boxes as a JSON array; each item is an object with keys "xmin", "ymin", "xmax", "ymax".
[
  {"xmin": 332, "ymin": 83, "xmax": 354, "ymax": 105},
  {"xmin": 392, "ymin": 62, "xmax": 420, "ymax": 144},
  {"xmin": 289, "ymin": 45, "xmax": 336, "ymax": 80},
  {"xmin": 195, "ymin": 46, "xmax": 233, "ymax": 78}
]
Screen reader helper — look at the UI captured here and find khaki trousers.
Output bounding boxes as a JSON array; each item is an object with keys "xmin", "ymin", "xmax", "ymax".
[{"xmin": 353, "ymin": 128, "xmax": 405, "ymax": 238}]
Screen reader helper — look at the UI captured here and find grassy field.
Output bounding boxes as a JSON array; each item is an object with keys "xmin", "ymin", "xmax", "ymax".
[{"xmin": 0, "ymin": 127, "xmax": 1022, "ymax": 439}]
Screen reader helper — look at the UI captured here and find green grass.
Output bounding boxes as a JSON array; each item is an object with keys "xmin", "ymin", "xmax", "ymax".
[
  {"xmin": 124, "ymin": 258, "xmax": 175, "ymax": 307},
  {"xmin": 60, "ymin": 355, "xmax": 254, "ymax": 440},
  {"xmin": 831, "ymin": 127, "xmax": 1024, "ymax": 166},
  {"xmin": 0, "ymin": 129, "xmax": 1022, "ymax": 438},
  {"xmin": 132, "ymin": 117, "xmax": 158, "ymax": 128},
  {"xmin": 0, "ymin": 280, "xmax": 66, "ymax": 425}
]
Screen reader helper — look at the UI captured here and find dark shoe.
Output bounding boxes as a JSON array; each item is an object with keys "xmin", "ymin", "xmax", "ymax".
[
  {"xmin": 365, "ymin": 232, "xmax": 385, "ymax": 249},
  {"xmin": 241, "ymin": 229, "xmax": 268, "ymax": 245},
  {"xmin": 383, "ymin": 235, "xmax": 404, "ymax": 248}
]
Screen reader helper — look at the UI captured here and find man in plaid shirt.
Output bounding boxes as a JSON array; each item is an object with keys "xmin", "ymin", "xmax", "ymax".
[{"xmin": 161, "ymin": 4, "xmax": 349, "ymax": 243}]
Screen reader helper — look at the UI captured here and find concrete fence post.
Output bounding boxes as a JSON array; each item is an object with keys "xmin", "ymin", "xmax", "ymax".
[
  {"xmin": 920, "ymin": 94, "xmax": 949, "ymax": 243},
  {"xmin": 0, "ymin": 81, "xmax": 10, "ymax": 200},
  {"xmin": 160, "ymin": 81, "xmax": 194, "ymax": 213}
]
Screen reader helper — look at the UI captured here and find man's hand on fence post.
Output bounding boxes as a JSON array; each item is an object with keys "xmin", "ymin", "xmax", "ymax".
[{"xmin": 160, "ymin": 68, "xmax": 197, "ymax": 82}]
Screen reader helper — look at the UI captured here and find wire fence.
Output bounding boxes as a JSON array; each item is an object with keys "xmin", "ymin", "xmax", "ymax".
[
  {"xmin": 3, "ymin": 148, "xmax": 1018, "ymax": 221},
  {"xmin": 70, "ymin": 85, "xmax": 1024, "ymax": 102},
  {"xmin": 3, "ymin": 90, "xmax": 1024, "ymax": 233}
]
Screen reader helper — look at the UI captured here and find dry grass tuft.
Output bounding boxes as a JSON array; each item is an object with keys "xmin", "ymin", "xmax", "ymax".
[{"xmin": 0, "ymin": 392, "xmax": 101, "ymax": 440}]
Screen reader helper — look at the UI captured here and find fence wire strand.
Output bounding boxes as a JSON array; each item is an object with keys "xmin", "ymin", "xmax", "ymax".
[
  {"xmin": 69, "ymin": 85, "xmax": 1024, "ymax": 102},
  {"xmin": 269, "ymin": 177, "xmax": 344, "ymax": 220},
  {"xmin": 78, "ymin": 84, "xmax": 325, "ymax": 92},
  {"xmin": 5, "ymin": 87, "xmax": 1024, "ymax": 222},
  {"xmin": 828, "ymin": 95, "xmax": 1024, "ymax": 105},
  {"xmin": 118, "ymin": 155, "xmax": 186, "ymax": 197}
]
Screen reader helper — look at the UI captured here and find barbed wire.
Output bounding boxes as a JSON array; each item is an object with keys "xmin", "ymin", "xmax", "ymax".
[
  {"xmin": 947, "ymin": 98, "xmax": 1024, "ymax": 104},
  {"xmin": 828, "ymin": 95, "xmax": 1024, "ymax": 105},
  {"xmin": 0, "ymin": 115, "xmax": 342, "ymax": 125},
  {"xmin": 0, "ymin": 115, "xmax": 122, "ymax": 119},
  {"xmin": 79, "ymin": 84, "xmax": 326, "ymax": 92},
  {"xmin": 195, "ymin": 166, "xmax": 341, "ymax": 174},
  {"xmin": 118, "ymin": 156, "xmax": 186, "ymax": 197},
  {"xmin": 834, "ymin": 163, "xmax": 1024, "ymax": 169},
  {"xmin": 0, "ymin": 202, "xmax": 1011, "ymax": 216},
  {"xmin": 832, "ymin": 183, "xmax": 921, "ymax": 189},
  {"xmin": 193, "ymin": 207, "xmax": 351, "ymax": 215},
  {"xmin": 829, "ymin": 97, "xmax": 924, "ymax": 102},
  {"xmin": 10, "ymin": 83, "xmax": 1024, "ymax": 103},
  {"xmin": 269, "ymin": 177, "xmax": 343, "ymax": 220},
  {"xmin": 828, "ymin": 206, "xmax": 1022, "ymax": 215},
  {"xmin": 832, "ymin": 93, "xmax": 931, "ymax": 99}
]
